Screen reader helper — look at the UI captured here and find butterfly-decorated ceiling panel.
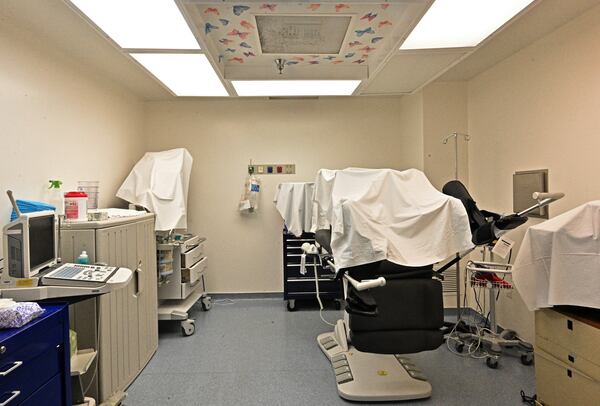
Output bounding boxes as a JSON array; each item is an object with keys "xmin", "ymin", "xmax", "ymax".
[{"xmin": 182, "ymin": 1, "xmax": 411, "ymax": 69}]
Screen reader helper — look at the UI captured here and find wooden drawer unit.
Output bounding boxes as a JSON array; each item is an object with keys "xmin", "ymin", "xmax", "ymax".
[
  {"xmin": 535, "ymin": 307, "xmax": 600, "ymax": 405},
  {"xmin": 282, "ymin": 231, "xmax": 342, "ymax": 311}
]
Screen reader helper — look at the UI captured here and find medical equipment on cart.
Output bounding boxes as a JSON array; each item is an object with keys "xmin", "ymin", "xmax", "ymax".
[
  {"xmin": 443, "ymin": 181, "xmax": 564, "ymax": 369},
  {"xmin": 116, "ymin": 148, "xmax": 193, "ymax": 231},
  {"xmin": 157, "ymin": 233, "xmax": 212, "ymax": 336},
  {"xmin": 1, "ymin": 191, "xmax": 134, "ymax": 406},
  {"xmin": 42, "ymin": 263, "xmax": 119, "ymax": 288},
  {"xmin": 2, "ymin": 191, "xmax": 58, "ymax": 280},
  {"xmin": 274, "ymin": 182, "xmax": 342, "ymax": 311}
]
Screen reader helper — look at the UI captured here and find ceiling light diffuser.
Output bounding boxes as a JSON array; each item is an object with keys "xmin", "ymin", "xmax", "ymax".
[
  {"xmin": 130, "ymin": 54, "xmax": 227, "ymax": 96},
  {"xmin": 232, "ymin": 80, "xmax": 361, "ymax": 96},
  {"xmin": 70, "ymin": 0, "xmax": 200, "ymax": 49},
  {"xmin": 401, "ymin": 0, "xmax": 535, "ymax": 50}
]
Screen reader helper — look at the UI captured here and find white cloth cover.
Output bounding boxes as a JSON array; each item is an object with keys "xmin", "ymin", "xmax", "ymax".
[
  {"xmin": 116, "ymin": 148, "xmax": 193, "ymax": 231},
  {"xmin": 512, "ymin": 201, "xmax": 600, "ymax": 311},
  {"xmin": 273, "ymin": 182, "xmax": 315, "ymax": 237},
  {"xmin": 312, "ymin": 168, "xmax": 474, "ymax": 268}
]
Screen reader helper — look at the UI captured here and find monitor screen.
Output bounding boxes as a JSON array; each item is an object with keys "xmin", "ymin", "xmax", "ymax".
[{"xmin": 28, "ymin": 215, "xmax": 55, "ymax": 269}]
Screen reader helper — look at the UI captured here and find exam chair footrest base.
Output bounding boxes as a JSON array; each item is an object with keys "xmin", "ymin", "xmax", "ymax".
[{"xmin": 317, "ymin": 332, "xmax": 432, "ymax": 402}]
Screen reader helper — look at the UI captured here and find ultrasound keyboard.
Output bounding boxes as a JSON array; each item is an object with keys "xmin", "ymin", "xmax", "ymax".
[{"xmin": 42, "ymin": 263, "xmax": 119, "ymax": 287}]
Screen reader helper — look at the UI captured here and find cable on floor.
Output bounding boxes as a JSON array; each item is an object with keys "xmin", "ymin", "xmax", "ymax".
[
  {"xmin": 313, "ymin": 263, "xmax": 335, "ymax": 327},
  {"xmin": 520, "ymin": 390, "xmax": 537, "ymax": 405},
  {"xmin": 213, "ymin": 298, "xmax": 236, "ymax": 305}
]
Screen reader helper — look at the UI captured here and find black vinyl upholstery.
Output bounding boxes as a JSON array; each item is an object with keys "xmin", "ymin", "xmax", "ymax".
[
  {"xmin": 348, "ymin": 278, "xmax": 444, "ymax": 354},
  {"xmin": 315, "ymin": 228, "xmax": 332, "ymax": 254},
  {"xmin": 442, "ymin": 180, "xmax": 527, "ymax": 246},
  {"xmin": 314, "ymin": 228, "xmax": 444, "ymax": 355}
]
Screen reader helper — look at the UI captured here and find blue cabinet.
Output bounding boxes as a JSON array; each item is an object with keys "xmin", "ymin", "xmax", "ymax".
[{"xmin": 0, "ymin": 303, "xmax": 71, "ymax": 406}]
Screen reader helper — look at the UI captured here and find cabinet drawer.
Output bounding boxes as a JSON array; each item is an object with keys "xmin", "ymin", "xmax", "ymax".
[
  {"xmin": 181, "ymin": 235, "xmax": 203, "ymax": 253},
  {"xmin": 536, "ymin": 335, "xmax": 600, "ymax": 381},
  {"xmin": 0, "ymin": 316, "xmax": 63, "ymax": 390},
  {"xmin": 285, "ymin": 255, "xmax": 320, "ymax": 265},
  {"xmin": 535, "ymin": 309, "xmax": 600, "ymax": 370},
  {"xmin": 285, "ymin": 265, "xmax": 332, "ymax": 280},
  {"xmin": 535, "ymin": 349, "xmax": 600, "ymax": 406},
  {"xmin": 286, "ymin": 278, "xmax": 341, "ymax": 294},
  {"xmin": 0, "ymin": 334, "xmax": 63, "ymax": 402},
  {"xmin": 181, "ymin": 275, "xmax": 206, "ymax": 298},
  {"xmin": 20, "ymin": 373, "xmax": 64, "ymax": 406},
  {"xmin": 181, "ymin": 243, "xmax": 205, "ymax": 268},
  {"xmin": 182, "ymin": 257, "xmax": 207, "ymax": 284}
]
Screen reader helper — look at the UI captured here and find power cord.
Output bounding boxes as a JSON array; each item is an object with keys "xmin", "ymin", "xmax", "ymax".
[
  {"xmin": 520, "ymin": 390, "xmax": 537, "ymax": 405},
  {"xmin": 313, "ymin": 263, "xmax": 335, "ymax": 327}
]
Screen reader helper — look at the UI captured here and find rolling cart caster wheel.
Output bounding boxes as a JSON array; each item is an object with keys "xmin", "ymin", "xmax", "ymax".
[
  {"xmin": 286, "ymin": 300, "xmax": 297, "ymax": 312},
  {"xmin": 455, "ymin": 342, "xmax": 465, "ymax": 354},
  {"xmin": 521, "ymin": 352, "xmax": 534, "ymax": 366},
  {"xmin": 181, "ymin": 319, "xmax": 195, "ymax": 336},
  {"xmin": 201, "ymin": 297, "xmax": 212, "ymax": 311},
  {"xmin": 486, "ymin": 357, "xmax": 499, "ymax": 369}
]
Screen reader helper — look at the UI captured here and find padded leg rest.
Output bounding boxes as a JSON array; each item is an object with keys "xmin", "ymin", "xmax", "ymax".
[
  {"xmin": 349, "ymin": 279, "xmax": 444, "ymax": 332},
  {"xmin": 350, "ymin": 330, "xmax": 443, "ymax": 354}
]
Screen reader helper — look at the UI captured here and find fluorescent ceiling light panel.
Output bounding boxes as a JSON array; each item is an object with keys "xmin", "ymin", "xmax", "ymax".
[
  {"xmin": 70, "ymin": 0, "xmax": 200, "ymax": 49},
  {"xmin": 131, "ymin": 54, "xmax": 227, "ymax": 96},
  {"xmin": 232, "ymin": 80, "xmax": 361, "ymax": 96},
  {"xmin": 401, "ymin": 0, "xmax": 535, "ymax": 50}
]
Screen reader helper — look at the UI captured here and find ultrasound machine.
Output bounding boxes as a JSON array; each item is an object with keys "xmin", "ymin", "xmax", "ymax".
[{"xmin": 1, "ymin": 191, "xmax": 131, "ymax": 301}]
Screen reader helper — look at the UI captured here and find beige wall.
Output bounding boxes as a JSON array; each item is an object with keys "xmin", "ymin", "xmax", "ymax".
[
  {"xmin": 422, "ymin": 82, "xmax": 469, "ymax": 190},
  {"xmin": 0, "ymin": 21, "xmax": 146, "ymax": 250},
  {"xmin": 144, "ymin": 97, "xmax": 423, "ymax": 293},
  {"xmin": 467, "ymin": 4, "xmax": 600, "ymax": 341}
]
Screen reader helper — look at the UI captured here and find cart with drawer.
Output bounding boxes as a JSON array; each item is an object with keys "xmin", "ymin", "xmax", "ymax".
[
  {"xmin": 158, "ymin": 235, "xmax": 212, "ymax": 336},
  {"xmin": 283, "ymin": 231, "xmax": 343, "ymax": 311}
]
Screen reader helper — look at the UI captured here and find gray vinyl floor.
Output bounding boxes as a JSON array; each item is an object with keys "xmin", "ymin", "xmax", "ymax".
[{"xmin": 125, "ymin": 298, "xmax": 535, "ymax": 406}]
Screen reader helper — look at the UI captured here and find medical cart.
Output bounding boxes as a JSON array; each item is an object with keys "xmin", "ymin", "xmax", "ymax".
[
  {"xmin": 157, "ymin": 234, "xmax": 212, "ymax": 336},
  {"xmin": 283, "ymin": 231, "xmax": 342, "ymax": 311}
]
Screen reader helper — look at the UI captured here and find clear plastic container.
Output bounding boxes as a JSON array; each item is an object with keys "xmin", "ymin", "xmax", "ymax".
[{"xmin": 78, "ymin": 181, "xmax": 99, "ymax": 209}]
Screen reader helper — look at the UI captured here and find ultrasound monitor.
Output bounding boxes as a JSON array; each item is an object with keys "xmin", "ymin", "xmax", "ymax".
[{"xmin": 3, "ymin": 210, "xmax": 57, "ymax": 278}]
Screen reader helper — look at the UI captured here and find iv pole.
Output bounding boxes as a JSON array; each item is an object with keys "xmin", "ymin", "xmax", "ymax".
[
  {"xmin": 442, "ymin": 132, "xmax": 471, "ymax": 322},
  {"xmin": 442, "ymin": 132, "xmax": 471, "ymax": 180}
]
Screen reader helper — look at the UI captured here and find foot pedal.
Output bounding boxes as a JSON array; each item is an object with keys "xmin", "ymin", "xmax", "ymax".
[
  {"xmin": 332, "ymin": 354, "xmax": 347, "ymax": 363},
  {"xmin": 336, "ymin": 372, "xmax": 353, "ymax": 384},
  {"xmin": 332, "ymin": 359, "xmax": 349, "ymax": 369},
  {"xmin": 407, "ymin": 370, "xmax": 428, "ymax": 381},
  {"xmin": 320, "ymin": 336, "xmax": 338, "ymax": 350}
]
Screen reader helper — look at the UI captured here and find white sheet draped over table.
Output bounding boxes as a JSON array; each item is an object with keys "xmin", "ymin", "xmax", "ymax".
[
  {"xmin": 117, "ymin": 148, "xmax": 192, "ymax": 231},
  {"xmin": 512, "ymin": 201, "xmax": 600, "ymax": 311},
  {"xmin": 273, "ymin": 182, "xmax": 315, "ymax": 237},
  {"xmin": 312, "ymin": 168, "xmax": 474, "ymax": 269}
]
